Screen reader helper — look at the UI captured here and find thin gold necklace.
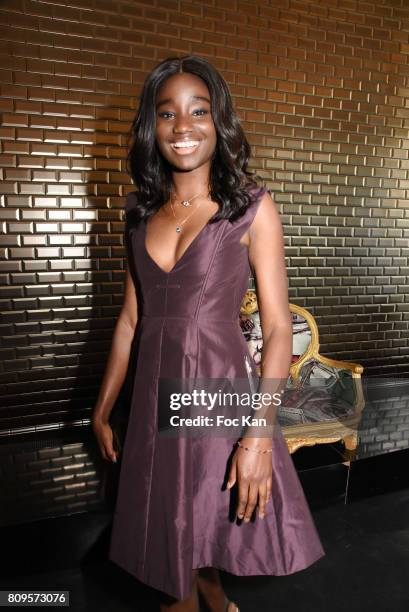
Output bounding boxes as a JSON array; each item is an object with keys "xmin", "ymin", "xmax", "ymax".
[
  {"xmin": 170, "ymin": 197, "xmax": 203, "ymax": 233},
  {"xmin": 172, "ymin": 189, "xmax": 204, "ymax": 208}
]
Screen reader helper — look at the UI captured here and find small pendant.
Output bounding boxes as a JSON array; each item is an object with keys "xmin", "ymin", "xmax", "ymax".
[
  {"xmin": 176, "ymin": 226, "xmax": 182, "ymax": 233},
  {"xmin": 181, "ymin": 200, "xmax": 191, "ymax": 207}
]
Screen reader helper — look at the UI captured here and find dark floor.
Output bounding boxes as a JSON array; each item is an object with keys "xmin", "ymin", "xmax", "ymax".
[
  {"xmin": 1, "ymin": 379, "xmax": 409, "ymax": 611},
  {"xmin": 0, "ymin": 487, "xmax": 409, "ymax": 611},
  {"xmin": 1, "ymin": 433, "xmax": 409, "ymax": 611}
]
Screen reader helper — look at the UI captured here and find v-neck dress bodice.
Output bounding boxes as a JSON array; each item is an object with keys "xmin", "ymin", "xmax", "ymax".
[
  {"xmin": 109, "ymin": 185, "xmax": 325, "ymax": 601},
  {"xmin": 143, "ymin": 208, "xmax": 219, "ymax": 275}
]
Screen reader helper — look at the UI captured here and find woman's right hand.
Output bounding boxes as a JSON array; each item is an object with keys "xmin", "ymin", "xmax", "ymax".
[{"xmin": 92, "ymin": 417, "xmax": 119, "ymax": 463}]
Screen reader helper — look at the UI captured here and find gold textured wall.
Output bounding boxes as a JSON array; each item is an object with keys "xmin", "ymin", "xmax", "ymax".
[{"xmin": 1, "ymin": 0, "xmax": 409, "ymax": 435}]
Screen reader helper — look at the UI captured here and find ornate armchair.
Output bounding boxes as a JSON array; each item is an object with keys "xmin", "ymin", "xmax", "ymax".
[{"xmin": 239, "ymin": 289, "xmax": 365, "ymax": 455}]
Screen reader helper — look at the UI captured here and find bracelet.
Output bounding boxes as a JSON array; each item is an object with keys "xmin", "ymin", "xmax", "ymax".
[{"xmin": 236, "ymin": 441, "xmax": 273, "ymax": 454}]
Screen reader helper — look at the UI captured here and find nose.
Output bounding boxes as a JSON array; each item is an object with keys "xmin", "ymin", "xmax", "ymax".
[{"xmin": 173, "ymin": 113, "xmax": 193, "ymax": 134}]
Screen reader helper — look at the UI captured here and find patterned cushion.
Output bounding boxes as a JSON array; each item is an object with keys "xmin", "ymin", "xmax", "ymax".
[
  {"xmin": 239, "ymin": 307, "xmax": 356, "ymax": 427},
  {"xmin": 239, "ymin": 309, "xmax": 312, "ymax": 371}
]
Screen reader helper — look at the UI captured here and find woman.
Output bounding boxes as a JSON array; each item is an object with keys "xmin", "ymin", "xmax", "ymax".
[{"xmin": 92, "ymin": 55, "xmax": 325, "ymax": 612}]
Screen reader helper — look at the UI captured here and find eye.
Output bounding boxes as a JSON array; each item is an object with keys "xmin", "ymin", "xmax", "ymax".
[
  {"xmin": 158, "ymin": 111, "xmax": 174, "ymax": 119},
  {"xmin": 193, "ymin": 108, "xmax": 208, "ymax": 116}
]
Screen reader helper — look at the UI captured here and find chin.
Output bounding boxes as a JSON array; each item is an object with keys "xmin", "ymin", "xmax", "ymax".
[
  {"xmin": 174, "ymin": 159, "xmax": 202, "ymax": 170},
  {"xmin": 169, "ymin": 158, "xmax": 210, "ymax": 173}
]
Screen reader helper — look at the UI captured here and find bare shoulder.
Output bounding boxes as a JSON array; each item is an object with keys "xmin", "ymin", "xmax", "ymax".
[
  {"xmin": 249, "ymin": 191, "xmax": 283, "ymax": 242},
  {"xmin": 247, "ymin": 191, "xmax": 289, "ymax": 333}
]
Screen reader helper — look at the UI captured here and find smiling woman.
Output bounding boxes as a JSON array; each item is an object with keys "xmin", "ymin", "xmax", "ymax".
[
  {"xmin": 92, "ymin": 55, "xmax": 325, "ymax": 612},
  {"xmin": 145, "ymin": 70, "xmax": 221, "ymax": 269},
  {"xmin": 124, "ymin": 56, "xmax": 257, "ymax": 229},
  {"xmin": 155, "ymin": 80, "xmax": 215, "ymax": 170}
]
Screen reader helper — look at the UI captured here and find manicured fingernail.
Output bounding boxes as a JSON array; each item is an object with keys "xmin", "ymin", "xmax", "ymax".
[
  {"xmin": 259, "ymin": 513, "xmax": 265, "ymax": 519},
  {"xmin": 238, "ymin": 514, "xmax": 243, "ymax": 519},
  {"xmin": 244, "ymin": 517, "xmax": 250, "ymax": 523}
]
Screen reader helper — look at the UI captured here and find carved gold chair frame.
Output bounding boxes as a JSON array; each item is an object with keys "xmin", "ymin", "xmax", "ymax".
[{"xmin": 240, "ymin": 290, "xmax": 365, "ymax": 455}]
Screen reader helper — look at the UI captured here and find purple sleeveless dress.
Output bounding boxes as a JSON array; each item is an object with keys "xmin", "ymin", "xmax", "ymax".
[{"xmin": 109, "ymin": 185, "xmax": 325, "ymax": 601}]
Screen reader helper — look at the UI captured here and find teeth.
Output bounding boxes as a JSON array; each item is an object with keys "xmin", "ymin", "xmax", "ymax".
[{"xmin": 171, "ymin": 141, "xmax": 199, "ymax": 149}]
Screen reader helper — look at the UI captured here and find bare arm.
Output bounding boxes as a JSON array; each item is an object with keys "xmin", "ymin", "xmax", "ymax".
[
  {"xmin": 92, "ymin": 267, "xmax": 138, "ymax": 461},
  {"xmin": 227, "ymin": 191, "xmax": 292, "ymax": 520},
  {"xmin": 243, "ymin": 190, "xmax": 292, "ymax": 440}
]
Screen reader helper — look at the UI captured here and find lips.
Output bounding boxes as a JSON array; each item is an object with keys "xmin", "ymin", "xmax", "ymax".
[{"xmin": 170, "ymin": 140, "xmax": 200, "ymax": 154}]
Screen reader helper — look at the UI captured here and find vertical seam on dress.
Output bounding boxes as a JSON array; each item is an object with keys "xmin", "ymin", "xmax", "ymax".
[
  {"xmin": 141, "ymin": 286, "xmax": 166, "ymax": 574},
  {"xmin": 193, "ymin": 222, "xmax": 227, "ymax": 321},
  {"xmin": 191, "ymin": 222, "xmax": 226, "ymax": 582},
  {"xmin": 192, "ymin": 221, "xmax": 227, "ymax": 383}
]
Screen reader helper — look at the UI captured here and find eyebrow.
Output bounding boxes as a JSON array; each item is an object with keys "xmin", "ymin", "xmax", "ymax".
[{"xmin": 155, "ymin": 95, "xmax": 211, "ymax": 109}]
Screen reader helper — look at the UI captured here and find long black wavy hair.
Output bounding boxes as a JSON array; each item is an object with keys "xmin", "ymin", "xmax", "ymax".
[{"xmin": 126, "ymin": 54, "xmax": 263, "ymax": 225}]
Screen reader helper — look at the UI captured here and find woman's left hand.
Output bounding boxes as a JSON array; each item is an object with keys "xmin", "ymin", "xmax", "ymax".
[{"xmin": 226, "ymin": 440, "xmax": 273, "ymax": 521}]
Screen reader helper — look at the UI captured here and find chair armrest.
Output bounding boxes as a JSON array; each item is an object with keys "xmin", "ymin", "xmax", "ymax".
[{"xmin": 314, "ymin": 353, "xmax": 364, "ymax": 376}]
